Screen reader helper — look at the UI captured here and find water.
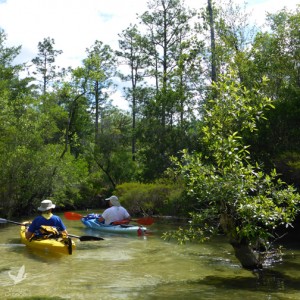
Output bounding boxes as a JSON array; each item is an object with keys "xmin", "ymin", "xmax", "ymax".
[{"xmin": 0, "ymin": 215, "xmax": 300, "ymax": 299}]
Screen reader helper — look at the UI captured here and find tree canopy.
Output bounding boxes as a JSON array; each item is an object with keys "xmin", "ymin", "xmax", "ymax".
[{"xmin": 0, "ymin": 0, "xmax": 300, "ymax": 270}]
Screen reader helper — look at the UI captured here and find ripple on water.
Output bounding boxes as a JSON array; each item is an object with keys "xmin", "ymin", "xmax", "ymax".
[{"xmin": 1, "ymin": 221, "xmax": 300, "ymax": 299}]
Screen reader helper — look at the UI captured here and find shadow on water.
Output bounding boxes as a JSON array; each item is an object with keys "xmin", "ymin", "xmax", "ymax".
[
  {"xmin": 8, "ymin": 245, "xmax": 67, "ymax": 263},
  {"xmin": 201, "ymin": 269, "xmax": 300, "ymax": 293},
  {"xmin": 5, "ymin": 237, "xmax": 70, "ymax": 263},
  {"xmin": 135, "ymin": 269, "xmax": 300, "ymax": 300}
]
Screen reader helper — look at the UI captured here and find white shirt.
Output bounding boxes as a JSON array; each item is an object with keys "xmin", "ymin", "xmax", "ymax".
[{"xmin": 102, "ymin": 206, "xmax": 130, "ymax": 225}]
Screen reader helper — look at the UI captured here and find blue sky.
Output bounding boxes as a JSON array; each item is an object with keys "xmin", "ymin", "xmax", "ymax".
[{"xmin": 0, "ymin": 0, "xmax": 298, "ymax": 108}]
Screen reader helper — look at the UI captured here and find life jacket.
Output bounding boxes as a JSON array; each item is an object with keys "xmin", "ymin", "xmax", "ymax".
[
  {"xmin": 30, "ymin": 225, "xmax": 65, "ymax": 241},
  {"xmin": 39, "ymin": 225, "xmax": 60, "ymax": 238},
  {"xmin": 86, "ymin": 213, "xmax": 101, "ymax": 219}
]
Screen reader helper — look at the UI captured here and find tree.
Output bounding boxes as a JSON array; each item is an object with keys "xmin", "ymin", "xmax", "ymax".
[
  {"xmin": 207, "ymin": 0, "xmax": 217, "ymax": 83},
  {"xmin": 165, "ymin": 71, "xmax": 300, "ymax": 270},
  {"xmin": 82, "ymin": 41, "xmax": 116, "ymax": 143},
  {"xmin": 31, "ymin": 37, "xmax": 63, "ymax": 94},
  {"xmin": 245, "ymin": 7, "xmax": 300, "ymax": 182},
  {"xmin": 130, "ymin": 0, "xmax": 201, "ymax": 180},
  {"xmin": 199, "ymin": 0, "xmax": 257, "ymax": 88},
  {"xmin": 0, "ymin": 29, "xmax": 34, "ymax": 98},
  {"xmin": 93, "ymin": 107, "xmax": 135, "ymax": 188},
  {"xmin": 117, "ymin": 24, "xmax": 150, "ymax": 161},
  {"xmin": 0, "ymin": 30, "xmax": 41, "ymax": 216},
  {"xmin": 139, "ymin": 0, "xmax": 197, "ymax": 127}
]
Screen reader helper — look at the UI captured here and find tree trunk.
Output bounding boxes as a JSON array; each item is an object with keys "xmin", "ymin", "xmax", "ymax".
[
  {"xmin": 207, "ymin": 0, "xmax": 217, "ymax": 83},
  {"xmin": 230, "ymin": 240, "xmax": 262, "ymax": 270},
  {"xmin": 220, "ymin": 213, "xmax": 262, "ymax": 270}
]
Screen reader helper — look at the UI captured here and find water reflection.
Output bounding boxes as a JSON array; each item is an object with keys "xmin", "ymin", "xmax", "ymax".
[{"xmin": 0, "ymin": 216, "xmax": 299, "ymax": 299}]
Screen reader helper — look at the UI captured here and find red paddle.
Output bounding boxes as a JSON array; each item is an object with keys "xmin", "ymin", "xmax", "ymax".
[
  {"xmin": 64, "ymin": 212, "xmax": 154, "ymax": 226},
  {"xmin": 132, "ymin": 217, "xmax": 154, "ymax": 226},
  {"xmin": 64, "ymin": 212, "xmax": 83, "ymax": 221}
]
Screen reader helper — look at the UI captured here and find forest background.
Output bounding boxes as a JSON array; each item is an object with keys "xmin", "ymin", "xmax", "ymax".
[{"xmin": 0, "ymin": 0, "xmax": 300, "ymax": 269}]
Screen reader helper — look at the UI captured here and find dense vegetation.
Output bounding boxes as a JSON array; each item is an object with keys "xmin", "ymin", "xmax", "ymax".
[{"xmin": 0, "ymin": 0, "xmax": 300, "ymax": 269}]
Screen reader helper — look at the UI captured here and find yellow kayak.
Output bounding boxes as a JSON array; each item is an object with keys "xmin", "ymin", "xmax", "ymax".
[{"xmin": 20, "ymin": 224, "xmax": 76, "ymax": 255}]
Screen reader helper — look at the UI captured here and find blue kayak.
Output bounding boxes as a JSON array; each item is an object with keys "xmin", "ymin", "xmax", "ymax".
[{"xmin": 81, "ymin": 214, "xmax": 147, "ymax": 235}]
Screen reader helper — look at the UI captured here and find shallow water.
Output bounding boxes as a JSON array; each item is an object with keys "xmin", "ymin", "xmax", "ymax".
[{"xmin": 0, "ymin": 215, "xmax": 299, "ymax": 300}]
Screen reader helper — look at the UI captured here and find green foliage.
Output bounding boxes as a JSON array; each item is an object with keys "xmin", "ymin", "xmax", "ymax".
[
  {"xmin": 201, "ymin": 72, "xmax": 274, "ymax": 167},
  {"xmin": 244, "ymin": 7, "xmax": 300, "ymax": 178},
  {"xmin": 0, "ymin": 4, "xmax": 300, "ymax": 229},
  {"xmin": 129, "ymin": 0, "xmax": 200, "ymax": 181},
  {"xmin": 31, "ymin": 37, "xmax": 63, "ymax": 94},
  {"xmin": 114, "ymin": 181, "xmax": 183, "ymax": 216},
  {"xmin": 93, "ymin": 108, "xmax": 137, "ymax": 187},
  {"xmin": 0, "ymin": 140, "xmax": 91, "ymax": 216},
  {"xmin": 273, "ymin": 151, "xmax": 300, "ymax": 187},
  {"xmin": 165, "ymin": 70, "xmax": 300, "ymax": 250},
  {"xmin": 50, "ymin": 151, "xmax": 89, "ymax": 208}
]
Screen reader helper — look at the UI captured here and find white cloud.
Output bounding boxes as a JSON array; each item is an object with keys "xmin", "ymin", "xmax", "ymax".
[
  {"xmin": 242, "ymin": 0, "xmax": 299, "ymax": 26},
  {"xmin": 1, "ymin": 0, "xmax": 299, "ymax": 67},
  {"xmin": 0, "ymin": 0, "xmax": 299, "ymax": 109},
  {"xmin": 112, "ymin": 89, "xmax": 130, "ymax": 111},
  {"xmin": 0, "ymin": 0, "xmax": 147, "ymax": 109},
  {"xmin": 0, "ymin": 0, "xmax": 146, "ymax": 68}
]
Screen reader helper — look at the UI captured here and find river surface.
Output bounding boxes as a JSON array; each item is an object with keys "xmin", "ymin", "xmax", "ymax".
[{"xmin": 0, "ymin": 213, "xmax": 299, "ymax": 300}]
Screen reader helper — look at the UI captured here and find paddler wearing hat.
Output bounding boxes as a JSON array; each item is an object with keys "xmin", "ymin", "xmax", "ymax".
[
  {"xmin": 25, "ymin": 199, "xmax": 68, "ymax": 240},
  {"xmin": 98, "ymin": 195, "xmax": 131, "ymax": 225}
]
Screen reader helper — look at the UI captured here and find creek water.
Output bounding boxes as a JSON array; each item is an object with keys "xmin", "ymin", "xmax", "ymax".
[{"xmin": 0, "ymin": 214, "xmax": 299, "ymax": 300}]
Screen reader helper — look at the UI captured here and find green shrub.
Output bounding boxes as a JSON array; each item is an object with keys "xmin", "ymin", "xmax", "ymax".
[{"xmin": 115, "ymin": 182, "xmax": 184, "ymax": 216}]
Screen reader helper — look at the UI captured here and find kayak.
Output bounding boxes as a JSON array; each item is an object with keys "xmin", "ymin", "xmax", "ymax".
[
  {"xmin": 20, "ymin": 223, "xmax": 76, "ymax": 255},
  {"xmin": 81, "ymin": 214, "xmax": 147, "ymax": 235}
]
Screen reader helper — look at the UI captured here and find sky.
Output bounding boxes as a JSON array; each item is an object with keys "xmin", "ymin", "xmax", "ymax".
[{"xmin": 0, "ymin": 0, "xmax": 299, "ymax": 109}]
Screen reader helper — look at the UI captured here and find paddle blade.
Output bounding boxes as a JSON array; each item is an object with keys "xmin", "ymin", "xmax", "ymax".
[
  {"xmin": 112, "ymin": 220, "xmax": 130, "ymax": 225},
  {"xmin": 64, "ymin": 212, "xmax": 83, "ymax": 221},
  {"xmin": 68, "ymin": 233, "xmax": 104, "ymax": 241},
  {"xmin": 78, "ymin": 235, "xmax": 104, "ymax": 241},
  {"xmin": 135, "ymin": 217, "xmax": 154, "ymax": 226}
]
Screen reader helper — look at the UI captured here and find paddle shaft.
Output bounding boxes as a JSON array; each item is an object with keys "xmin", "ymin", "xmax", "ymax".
[
  {"xmin": 0, "ymin": 218, "xmax": 104, "ymax": 241},
  {"xmin": 0, "ymin": 219, "xmax": 24, "ymax": 226}
]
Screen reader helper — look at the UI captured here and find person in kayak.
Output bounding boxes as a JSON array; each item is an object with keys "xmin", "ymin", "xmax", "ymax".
[
  {"xmin": 25, "ymin": 199, "xmax": 68, "ymax": 240},
  {"xmin": 98, "ymin": 195, "xmax": 131, "ymax": 225}
]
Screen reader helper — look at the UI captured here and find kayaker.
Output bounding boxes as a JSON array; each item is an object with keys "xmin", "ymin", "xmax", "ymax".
[
  {"xmin": 98, "ymin": 195, "xmax": 131, "ymax": 225},
  {"xmin": 25, "ymin": 199, "xmax": 68, "ymax": 240}
]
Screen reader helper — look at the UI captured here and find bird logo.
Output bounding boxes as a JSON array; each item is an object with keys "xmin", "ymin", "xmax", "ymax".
[{"xmin": 8, "ymin": 265, "xmax": 27, "ymax": 284}]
